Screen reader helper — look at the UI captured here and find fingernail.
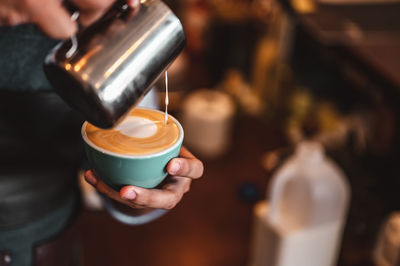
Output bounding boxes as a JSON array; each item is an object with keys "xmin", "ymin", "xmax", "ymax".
[
  {"xmin": 59, "ymin": 20, "xmax": 78, "ymax": 39},
  {"xmin": 129, "ymin": 0, "xmax": 140, "ymax": 8},
  {"xmin": 122, "ymin": 189, "xmax": 136, "ymax": 200},
  {"xmin": 169, "ymin": 160, "xmax": 181, "ymax": 175},
  {"xmin": 84, "ymin": 171, "xmax": 97, "ymax": 185}
]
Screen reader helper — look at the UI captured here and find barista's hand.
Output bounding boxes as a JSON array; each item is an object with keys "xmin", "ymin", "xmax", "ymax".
[
  {"xmin": 0, "ymin": 0, "xmax": 139, "ymax": 39},
  {"xmin": 84, "ymin": 147, "xmax": 204, "ymax": 210}
]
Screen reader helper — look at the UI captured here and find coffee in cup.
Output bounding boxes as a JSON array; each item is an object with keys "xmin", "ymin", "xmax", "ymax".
[
  {"xmin": 81, "ymin": 107, "xmax": 184, "ymax": 190},
  {"xmin": 86, "ymin": 108, "xmax": 180, "ymax": 155}
]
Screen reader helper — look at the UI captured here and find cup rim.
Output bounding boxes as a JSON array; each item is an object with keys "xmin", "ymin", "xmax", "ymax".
[{"xmin": 81, "ymin": 107, "xmax": 184, "ymax": 159}]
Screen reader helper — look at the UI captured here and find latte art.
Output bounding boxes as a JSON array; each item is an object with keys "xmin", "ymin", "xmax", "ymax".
[
  {"xmin": 86, "ymin": 108, "xmax": 180, "ymax": 155},
  {"xmin": 115, "ymin": 116, "xmax": 158, "ymax": 138}
]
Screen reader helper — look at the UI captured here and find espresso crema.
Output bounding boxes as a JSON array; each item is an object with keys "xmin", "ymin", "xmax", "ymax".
[{"xmin": 86, "ymin": 108, "xmax": 180, "ymax": 155}]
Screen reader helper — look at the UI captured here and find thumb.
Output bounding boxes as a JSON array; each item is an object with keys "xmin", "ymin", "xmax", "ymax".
[{"xmin": 29, "ymin": 0, "xmax": 77, "ymax": 39}]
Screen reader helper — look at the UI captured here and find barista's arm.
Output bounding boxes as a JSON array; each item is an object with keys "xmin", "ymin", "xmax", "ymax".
[
  {"xmin": 84, "ymin": 147, "xmax": 204, "ymax": 210},
  {"xmin": 0, "ymin": 0, "xmax": 139, "ymax": 39}
]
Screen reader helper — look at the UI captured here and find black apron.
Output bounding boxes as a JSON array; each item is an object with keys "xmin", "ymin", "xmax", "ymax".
[{"xmin": 0, "ymin": 24, "xmax": 85, "ymax": 266}]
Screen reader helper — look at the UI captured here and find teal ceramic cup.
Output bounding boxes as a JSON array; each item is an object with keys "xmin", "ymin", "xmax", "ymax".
[
  {"xmin": 81, "ymin": 110, "xmax": 184, "ymax": 225},
  {"xmin": 81, "ymin": 110, "xmax": 184, "ymax": 190}
]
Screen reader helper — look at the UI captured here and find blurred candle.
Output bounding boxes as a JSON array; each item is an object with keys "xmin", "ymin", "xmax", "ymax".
[{"xmin": 182, "ymin": 89, "xmax": 235, "ymax": 159}]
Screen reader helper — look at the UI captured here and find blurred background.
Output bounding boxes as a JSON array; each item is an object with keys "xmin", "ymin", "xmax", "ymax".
[{"xmin": 79, "ymin": 0, "xmax": 400, "ymax": 265}]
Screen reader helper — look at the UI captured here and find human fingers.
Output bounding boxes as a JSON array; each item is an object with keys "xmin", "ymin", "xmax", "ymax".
[
  {"xmin": 0, "ymin": 8, "xmax": 28, "ymax": 26},
  {"xmin": 70, "ymin": 0, "xmax": 140, "ymax": 26},
  {"xmin": 120, "ymin": 176, "xmax": 192, "ymax": 210},
  {"xmin": 0, "ymin": 0, "xmax": 29, "ymax": 25},
  {"xmin": 126, "ymin": 0, "xmax": 140, "ymax": 8},
  {"xmin": 84, "ymin": 170, "xmax": 144, "ymax": 209},
  {"xmin": 28, "ymin": 0, "xmax": 77, "ymax": 39},
  {"xmin": 71, "ymin": 0, "xmax": 141, "ymax": 11},
  {"xmin": 167, "ymin": 147, "xmax": 204, "ymax": 179}
]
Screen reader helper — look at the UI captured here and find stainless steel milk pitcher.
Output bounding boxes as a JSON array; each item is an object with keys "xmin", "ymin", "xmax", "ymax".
[{"xmin": 44, "ymin": 0, "xmax": 186, "ymax": 128}]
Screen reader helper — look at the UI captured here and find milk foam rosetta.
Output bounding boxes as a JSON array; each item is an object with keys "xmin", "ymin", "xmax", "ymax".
[{"xmin": 86, "ymin": 108, "xmax": 179, "ymax": 155}]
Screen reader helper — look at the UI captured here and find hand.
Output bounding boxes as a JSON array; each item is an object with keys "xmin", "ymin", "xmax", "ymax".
[
  {"xmin": 0, "ymin": 0, "xmax": 139, "ymax": 39},
  {"xmin": 84, "ymin": 147, "xmax": 204, "ymax": 210}
]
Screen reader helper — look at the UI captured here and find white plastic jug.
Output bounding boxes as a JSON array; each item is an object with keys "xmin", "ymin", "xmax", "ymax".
[{"xmin": 249, "ymin": 141, "xmax": 350, "ymax": 266}]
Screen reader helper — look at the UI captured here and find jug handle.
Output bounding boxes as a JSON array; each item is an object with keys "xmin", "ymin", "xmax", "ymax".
[
  {"xmin": 65, "ymin": 11, "xmax": 80, "ymax": 59},
  {"xmin": 64, "ymin": 1, "xmax": 135, "ymax": 59}
]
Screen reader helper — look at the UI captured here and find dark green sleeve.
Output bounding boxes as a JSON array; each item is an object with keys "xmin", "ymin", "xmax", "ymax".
[{"xmin": 0, "ymin": 24, "xmax": 58, "ymax": 91}]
